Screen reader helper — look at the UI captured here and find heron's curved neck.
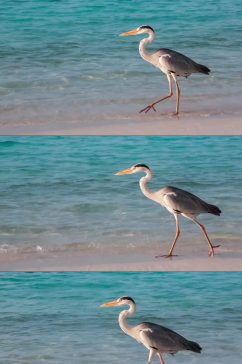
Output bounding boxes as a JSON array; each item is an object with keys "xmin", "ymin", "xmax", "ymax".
[
  {"xmin": 139, "ymin": 30, "xmax": 155, "ymax": 63},
  {"xmin": 139, "ymin": 169, "xmax": 155, "ymax": 200},
  {"xmin": 118, "ymin": 303, "xmax": 136, "ymax": 336}
]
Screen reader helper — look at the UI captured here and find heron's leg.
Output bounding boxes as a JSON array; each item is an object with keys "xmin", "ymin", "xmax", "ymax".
[
  {"xmin": 166, "ymin": 214, "xmax": 180, "ymax": 257},
  {"xmin": 171, "ymin": 73, "xmax": 180, "ymax": 115},
  {"xmin": 193, "ymin": 219, "xmax": 220, "ymax": 256},
  {"xmin": 156, "ymin": 214, "xmax": 180, "ymax": 258},
  {"xmin": 139, "ymin": 74, "xmax": 173, "ymax": 114},
  {"xmin": 147, "ymin": 349, "xmax": 156, "ymax": 364},
  {"xmin": 157, "ymin": 353, "xmax": 165, "ymax": 364}
]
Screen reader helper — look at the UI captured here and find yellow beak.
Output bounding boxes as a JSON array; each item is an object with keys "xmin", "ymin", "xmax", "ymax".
[
  {"xmin": 120, "ymin": 28, "xmax": 139, "ymax": 37},
  {"xmin": 100, "ymin": 300, "xmax": 119, "ymax": 307},
  {"xmin": 115, "ymin": 168, "xmax": 133, "ymax": 176}
]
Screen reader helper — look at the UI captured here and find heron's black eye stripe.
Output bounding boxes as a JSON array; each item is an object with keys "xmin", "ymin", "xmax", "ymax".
[
  {"xmin": 150, "ymin": 346, "xmax": 158, "ymax": 350},
  {"xmin": 120, "ymin": 296, "xmax": 135, "ymax": 304},
  {"xmin": 139, "ymin": 25, "xmax": 155, "ymax": 32},
  {"xmin": 134, "ymin": 163, "xmax": 150, "ymax": 170}
]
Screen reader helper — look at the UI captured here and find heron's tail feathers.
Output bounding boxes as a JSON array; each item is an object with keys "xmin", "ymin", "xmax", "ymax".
[
  {"xmin": 207, "ymin": 203, "xmax": 221, "ymax": 216},
  {"xmin": 187, "ymin": 340, "xmax": 202, "ymax": 353},
  {"xmin": 195, "ymin": 63, "xmax": 210, "ymax": 75}
]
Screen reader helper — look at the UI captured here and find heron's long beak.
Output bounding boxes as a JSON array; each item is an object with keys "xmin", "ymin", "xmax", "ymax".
[
  {"xmin": 100, "ymin": 300, "xmax": 119, "ymax": 307},
  {"xmin": 115, "ymin": 168, "xmax": 133, "ymax": 176},
  {"xmin": 120, "ymin": 28, "xmax": 139, "ymax": 36}
]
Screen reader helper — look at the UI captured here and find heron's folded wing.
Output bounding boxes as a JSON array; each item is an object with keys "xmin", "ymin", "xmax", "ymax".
[
  {"xmin": 139, "ymin": 323, "xmax": 188, "ymax": 353},
  {"xmin": 158, "ymin": 49, "xmax": 196, "ymax": 76},
  {"xmin": 163, "ymin": 189, "xmax": 208, "ymax": 215}
]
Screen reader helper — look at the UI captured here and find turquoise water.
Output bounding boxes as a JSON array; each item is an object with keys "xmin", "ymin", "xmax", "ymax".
[
  {"xmin": 0, "ymin": 272, "xmax": 241, "ymax": 363},
  {"xmin": 0, "ymin": 136, "xmax": 242, "ymax": 256},
  {"xmin": 0, "ymin": 1, "xmax": 241, "ymax": 127}
]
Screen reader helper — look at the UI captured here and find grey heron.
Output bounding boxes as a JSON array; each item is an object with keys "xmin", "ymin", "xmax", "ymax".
[
  {"xmin": 101, "ymin": 296, "xmax": 202, "ymax": 364},
  {"xmin": 116, "ymin": 164, "xmax": 221, "ymax": 257},
  {"xmin": 120, "ymin": 25, "xmax": 210, "ymax": 115}
]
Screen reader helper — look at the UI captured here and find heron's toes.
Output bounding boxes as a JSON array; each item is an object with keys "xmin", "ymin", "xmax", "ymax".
[
  {"xmin": 155, "ymin": 254, "xmax": 178, "ymax": 259},
  {"xmin": 209, "ymin": 244, "xmax": 220, "ymax": 257},
  {"xmin": 139, "ymin": 104, "xmax": 156, "ymax": 114}
]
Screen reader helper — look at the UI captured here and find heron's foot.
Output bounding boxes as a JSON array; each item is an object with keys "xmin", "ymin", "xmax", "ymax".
[
  {"xmin": 155, "ymin": 254, "xmax": 178, "ymax": 259},
  {"xmin": 209, "ymin": 244, "xmax": 220, "ymax": 257},
  {"xmin": 173, "ymin": 111, "xmax": 180, "ymax": 118},
  {"xmin": 139, "ymin": 104, "xmax": 157, "ymax": 114}
]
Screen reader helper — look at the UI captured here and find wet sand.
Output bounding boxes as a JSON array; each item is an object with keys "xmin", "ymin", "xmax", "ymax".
[
  {"xmin": 0, "ymin": 240, "xmax": 241, "ymax": 271},
  {"xmin": 0, "ymin": 112, "xmax": 241, "ymax": 136}
]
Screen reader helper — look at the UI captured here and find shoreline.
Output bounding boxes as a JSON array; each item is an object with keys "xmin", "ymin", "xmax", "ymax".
[
  {"xmin": 0, "ymin": 244, "xmax": 241, "ymax": 271},
  {"xmin": 0, "ymin": 112, "xmax": 241, "ymax": 136}
]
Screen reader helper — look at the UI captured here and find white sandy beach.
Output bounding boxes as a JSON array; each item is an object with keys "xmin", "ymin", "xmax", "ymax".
[
  {"xmin": 0, "ymin": 238, "xmax": 241, "ymax": 271},
  {"xmin": 0, "ymin": 112, "xmax": 241, "ymax": 136}
]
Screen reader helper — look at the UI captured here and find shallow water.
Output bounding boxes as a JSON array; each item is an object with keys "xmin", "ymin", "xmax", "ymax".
[
  {"xmin": 0, "ymin": 272, "xmax": 241, "ymax": 363},
  {"xmin": 0, "ymin": 1, "xmax": 241, "ymax": 127},
  {"xmin": 0, "ymin": 136, "xmax": 241, "ymax": 256}
]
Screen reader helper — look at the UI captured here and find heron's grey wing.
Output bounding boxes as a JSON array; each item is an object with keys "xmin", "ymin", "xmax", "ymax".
[
  {"xmin": 161, "ymin": 187, "xmax": 209, "ymax": 215},
  {"xmin": 137, "ymin": 322, "xmax": 194, "ymax": 353},
  {"xmin": 157, "ymin": 48, "xmax": 198, "ymax": 76}
]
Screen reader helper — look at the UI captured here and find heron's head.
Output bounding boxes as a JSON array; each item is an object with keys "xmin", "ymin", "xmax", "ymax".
[
  {"xmin": 120, "ymin": 25, "xmax": 155, "ymax": 37},
  {"xmin": 100, "ymin": 296, "xmax": 136, "ymax": 308},
  {"xmin": 115, "ymin": 163, "xmax": 150, "ymax": 176}
]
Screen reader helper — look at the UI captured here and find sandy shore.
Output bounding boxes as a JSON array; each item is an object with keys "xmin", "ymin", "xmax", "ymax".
[
  {"xmin": 0, "ymin": 242, "xmax": 241, "ymax": 271},
  {"xmin": 0, "ymin": 111, "xmax": 241, "ymax": 135}
]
